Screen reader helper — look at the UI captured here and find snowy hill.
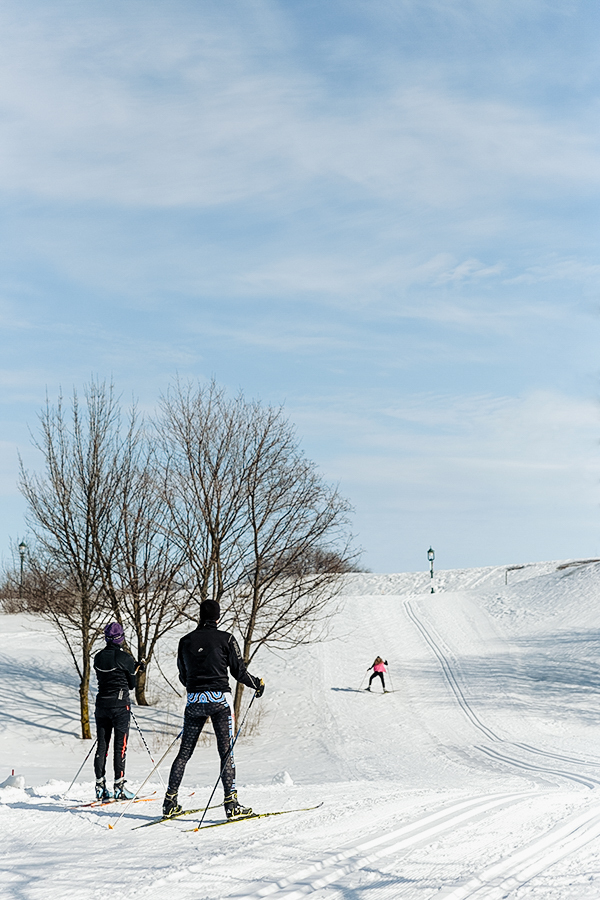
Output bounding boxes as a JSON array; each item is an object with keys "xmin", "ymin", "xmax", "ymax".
[{"xmin": 3, "ymin": 558, "xmax": 600, "ymax": 898}]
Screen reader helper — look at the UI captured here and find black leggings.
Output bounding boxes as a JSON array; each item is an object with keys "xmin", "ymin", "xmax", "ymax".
[
  {"xmin": 94, "ymin": 704, "xmax": 130, "ymax": 781},
  {"xmin": 369, "ymin": 671, "xmax": 386, "ymax": 690},
  {"xmin": 168, "ymin": 697, "xmax": 236, "ymax": 797}
]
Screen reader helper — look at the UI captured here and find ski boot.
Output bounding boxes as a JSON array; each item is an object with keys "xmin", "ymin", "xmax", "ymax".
[
  {"xmin": 95, "ymin": 778, "xmax": 113, "ymax": 801},
  {"xmin": 113, "ymin": 778, "xmax": 135, "ymax": 801},
  {"xmin": 162, "ymin": 789, "xmax": 182, "ymax": 818},
  {"xmin": 365, "ymin": 686, "xmax": 371, "ymax": 691},
  {"xmin": 224, "ymin": 791, "xmax": 253, "ymax": 819}
]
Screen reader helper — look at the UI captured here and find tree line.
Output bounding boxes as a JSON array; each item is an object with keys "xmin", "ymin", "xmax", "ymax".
[{"xmin": 2, "ymin": 378, "xmax": 357, "ymax": 738}]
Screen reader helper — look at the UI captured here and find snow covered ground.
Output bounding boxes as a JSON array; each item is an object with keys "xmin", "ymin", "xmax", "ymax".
[{"xmin": 3, "ymin": 559, "xmax": 600, "ymax": 899}]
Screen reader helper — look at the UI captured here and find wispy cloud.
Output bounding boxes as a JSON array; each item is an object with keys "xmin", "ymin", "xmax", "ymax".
[
  {"xmin": 1, "ymin": 1, "xmax": 600, "ymax": 572},
  {"xmin": 0, "ymin": 5, "xmax": 599, "ymax": 211},
  {"xmin": 291, "ymin": 388, "xmax": 600, "ymax": 569}
]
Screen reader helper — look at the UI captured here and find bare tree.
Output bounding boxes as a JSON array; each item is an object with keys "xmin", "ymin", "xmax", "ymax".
[
  {"xmin": 93, "ymin": 422, "xmax": 188, "ymax": 705},
  {"xmin": 158, "ymin": 380, "xmax": 357, "ymax": 720},
  {"xmin": 17, "ymin": 376, "xmax": 356, "ymax": 733},
  {"xmin": 18, "ymin": 382, "xmax": 120, "ymax": 738},
  {"xmin": 157, "ymin": 379, "xmax": 257, "ymax": 615},
  {"xmin": 227, "ymin": 406, "xmax": 355, "ymax": 719}
]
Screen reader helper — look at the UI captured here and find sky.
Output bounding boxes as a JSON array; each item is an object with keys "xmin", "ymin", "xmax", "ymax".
[{"xmin": 2, "ymin": 0, "xmax": 600, "ymax": 574}]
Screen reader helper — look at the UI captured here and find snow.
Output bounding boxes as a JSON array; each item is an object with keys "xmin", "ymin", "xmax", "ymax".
[{"xmin": 3, "ymin": 559, "xmax": 600, "ymax": 898}]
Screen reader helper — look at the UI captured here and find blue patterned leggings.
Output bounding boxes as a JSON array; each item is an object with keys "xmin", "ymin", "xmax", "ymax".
[{"xmin": 168, "ymin": 693, "xmax": 235, "ymax": 796}]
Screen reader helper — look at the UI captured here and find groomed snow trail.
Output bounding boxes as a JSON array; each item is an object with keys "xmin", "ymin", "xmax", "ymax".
[
  {"xmin": 220, "ymin": 578, "xmax": 600, "ymax": 900},
  {"xmin": 405, "ymin": 597, "xmax": 600, "ymax": 789},
  {"xmin": 3, "ymin": 562, "xmax": 600, "ymax": 898},
  {"xmin": 232, "ymin": 792, "xmax": 537, "ymax": 899}
]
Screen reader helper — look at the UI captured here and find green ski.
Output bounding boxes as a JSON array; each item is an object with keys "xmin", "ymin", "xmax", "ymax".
[
  {"xmin": 186, "ymin": 802, "xmax": 324, "ymax": 831},
  {"xmin": 132, "ymin": 803, "xmax": 221, "ymax": 830}
]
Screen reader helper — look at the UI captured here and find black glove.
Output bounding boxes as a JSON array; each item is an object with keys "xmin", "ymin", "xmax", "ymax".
[
  {"xmin": 255, "ymin": 677, "xmax": 265, "ymax": 698},
  {"xmin": 384, "ymin": 660, "xmax": 388, "ymax": 666},
  {"xmin": 136, "ymin": 659, "xmax": 147, "ymax": 674}
]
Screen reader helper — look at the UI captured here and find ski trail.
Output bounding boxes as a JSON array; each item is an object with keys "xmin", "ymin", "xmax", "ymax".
[
  {"xmin": 231, "ymin": 791, "xmax": 536, "ymax": 899},
  {"xmin": 439, "ymin": 804, "xmax": 600, "ymax": 899},
  {"xmin": 476, "ymin": 745, "xmax": 598, "ymax": 789},
  {"xmin": 404, "ymin": 598, "xmax": 600, "ymax": 788},
  {"xmin": 511, "ymin": 742, "xmax": 600, "ymax": 769}
]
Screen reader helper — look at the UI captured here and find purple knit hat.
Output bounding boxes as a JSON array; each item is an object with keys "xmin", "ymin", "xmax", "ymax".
[{"xmin": 104, "ymin": 621, "xmax": 125, "ymax": 645}]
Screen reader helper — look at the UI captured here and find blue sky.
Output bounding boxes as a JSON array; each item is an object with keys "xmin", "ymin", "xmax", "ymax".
[{"xmin": 2, "ymin": 0, "xmax": 600, "ymax": 573}]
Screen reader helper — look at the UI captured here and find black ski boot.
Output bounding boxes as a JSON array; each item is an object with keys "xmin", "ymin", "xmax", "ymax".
[
  {"xmin": 95, "ymin": 778, "xmax": 113, "ymax": 801},
  {"xmin": 224, "ymin": 791, "xmax": 252, "ymax": 819},
  {"xmin": 113, "ymin": 778, "xmax": 135, "ymax": 800},
  {"xmin": 163, "ymin": 789, "xmax": 182, "ymax": 818}
]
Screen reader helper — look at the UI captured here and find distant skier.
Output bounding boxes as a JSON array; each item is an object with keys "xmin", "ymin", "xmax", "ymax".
[
  {"xmin": 93, "ymin": 622, "xmax": 145, "ymax": 801},
  {"xmin": 162, "ymin": 599, "xmax": 265, "ymax": 820},
  {"xmin": 366, "ymin": 656, "xmax": 388, "ymax": 693}
]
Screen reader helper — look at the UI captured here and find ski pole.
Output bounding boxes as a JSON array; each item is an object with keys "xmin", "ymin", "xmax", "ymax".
[
  {"xmin": 387, "ymin": 665, "xmax": 395, "ymax": 693},
  {"xmin": 108, "ymin": 729, "xmax": 182, "ymax": 829},
  {"xmin": 130, "ymin": 709, "xmax": 166, "ymax": 788},
  {"xmin": 66, "ymin": 738, "xmax": 98, "ymax": 796},
  {"xmin": 192, "ymin": 690, "xmax": 258, "ymax": 832},
  {"xmin": 358, "ymin": 669, "xmax": 368, "ymax": 691}
]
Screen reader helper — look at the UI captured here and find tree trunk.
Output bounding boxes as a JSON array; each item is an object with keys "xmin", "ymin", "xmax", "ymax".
[
  {"xmin": 233, "ymin": 680, "xmax": 245, "ymax": 723},
  {"xmin": 135, "ymin": 667, "xmax": 149, "ymax": 706},
  {"xmin": 79, "ymin": 658, "xmax": 92, "ymax": 739},
  {"xmin": 233, "ymin": 623, "xmax": 255, "ymax": 722}
]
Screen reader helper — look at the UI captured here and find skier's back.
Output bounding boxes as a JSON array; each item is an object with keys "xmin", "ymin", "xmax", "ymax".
[
  {"xmin": 93, "ymin": 622, "xmax": 140, "ymax": 800},
  {"xmin": 163, "ymin": 599, "xmax": 264, "ymax": 819}
]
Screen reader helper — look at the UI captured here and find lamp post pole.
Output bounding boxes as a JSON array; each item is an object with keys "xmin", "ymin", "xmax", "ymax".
[
  {"xmin": 427, "ymin": 547, "xmax": 435, "ymax": 593},
  {"xmin": 18, "ymin": 541, "xmax": 27, "ymax": 599}
]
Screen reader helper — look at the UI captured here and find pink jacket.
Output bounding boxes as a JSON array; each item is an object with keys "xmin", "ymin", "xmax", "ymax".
[{"xmin": 373, "ymin": 662, "xmax": 386, "ymax": 673}]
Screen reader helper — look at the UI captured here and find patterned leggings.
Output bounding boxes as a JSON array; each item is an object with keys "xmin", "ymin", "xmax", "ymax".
[{"xmin": 168, "ymin": 694, "xmax": 236, "ymax": 796}]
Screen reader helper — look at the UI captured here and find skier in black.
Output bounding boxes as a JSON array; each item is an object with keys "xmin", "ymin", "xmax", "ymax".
[
  {"xmin": 163, "ymin": 599, "xmax": 265, "ymax": 820},
  {"xmin": 93, "ymin": 622, "xmax": 144, "ymax": 801}
]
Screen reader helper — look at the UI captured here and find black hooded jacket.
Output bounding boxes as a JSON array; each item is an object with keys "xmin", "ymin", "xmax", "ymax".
[
  {"xmin": 94, "ymin": 644, "xmax": 137, "ymax": 706},
  {"xmin": 177, "ymin": 621, "xmax": 260, "ymax": 694}
]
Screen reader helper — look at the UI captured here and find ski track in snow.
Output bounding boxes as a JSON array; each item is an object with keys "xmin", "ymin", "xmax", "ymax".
[
  {"xmin": 231, "ymin": 792, "xmax": 537, "ymax": 899},
  {"xmin": 404, "ymin": 598, "xmax": 600, "ymax": 789},
  {"xmin": 145, "ymin": 583, "xmax": 600, "ymax": 900},
  {"xmin": 4, "ymin": 562, "xmax": 600, "ymax": 898},
  {"xmin": 437, "ymin": 805, "xmax": 600, "ymax": 899},
  {"xmin": 400, "ymin": 596, "xmax": 600, "ymax": 898}
]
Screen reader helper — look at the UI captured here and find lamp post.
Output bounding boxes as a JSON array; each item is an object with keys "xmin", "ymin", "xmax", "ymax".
[
  {"xmin": 18, "ymin": 541, "xmax": 27, "ymax": 599},
  {"xmin": 427, "ymin": 546, "xmax": 435, "ymax": 593}
]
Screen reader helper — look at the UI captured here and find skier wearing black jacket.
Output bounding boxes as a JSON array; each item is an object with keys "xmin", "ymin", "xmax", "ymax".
[
  {"xmin": 163, "ymin": 598, "xmax": 265, "ymax": 819},
  {"xmin": 93, "ymin": 622, "xmax": 143, "ymax": 801}
]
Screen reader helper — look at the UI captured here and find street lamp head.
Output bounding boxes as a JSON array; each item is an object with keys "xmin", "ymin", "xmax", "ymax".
[
  {"xmin": 427, "ymin": 547, "xmax": 435, "ymax": 563},
  {"xmin": 18, "ymin": 541, "xmax": 27, "ymax": 559}
]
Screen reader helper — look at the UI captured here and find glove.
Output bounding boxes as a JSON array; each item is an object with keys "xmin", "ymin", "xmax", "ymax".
[
  {"xmin": 384, "ymin": 660, "xmax": 388, "ymax": 666},
  {"xmin": 136, "ymin": 659, "xmax": 147, "ymax": 674},
  {"xmin": 255, "ymin": 677, "xmax": 265, "ymax": 698}
]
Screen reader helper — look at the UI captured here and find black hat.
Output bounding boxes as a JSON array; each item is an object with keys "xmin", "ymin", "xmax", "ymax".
[{"xmin": 200, "ymin": 599, "xmax": 220, "ymax": 622}]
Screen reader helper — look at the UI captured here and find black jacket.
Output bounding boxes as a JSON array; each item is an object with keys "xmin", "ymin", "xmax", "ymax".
[
  {"xmin": 177, "ymin": 622, "xmax": 259, "ymax": 694},
  {"xmin": 94, "ymin": 644, "xmax": 137, "ymax": 706}
]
